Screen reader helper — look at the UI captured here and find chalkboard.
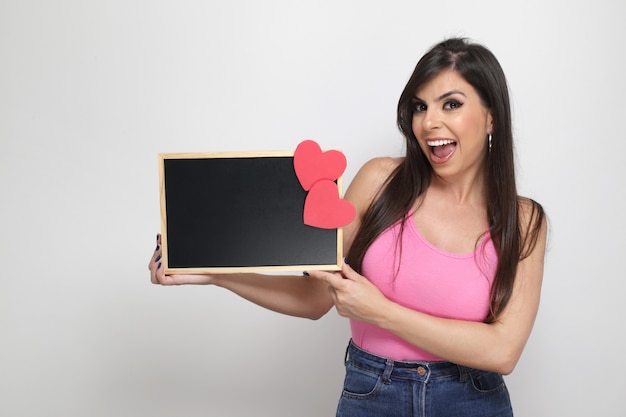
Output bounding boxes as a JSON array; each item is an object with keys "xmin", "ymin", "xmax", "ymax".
[{"xmin": 159, "ymin": 151, "xmax": 343, "ymax": 274}]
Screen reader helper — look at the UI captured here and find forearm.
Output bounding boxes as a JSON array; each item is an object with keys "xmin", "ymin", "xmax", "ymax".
[
  {"xmin": 376, "ymin": 302, "xmax": 524, "ymax": 374},
  {"xmin": 212, "ymin": 273, "xmax": 334, "ymax": 320}
]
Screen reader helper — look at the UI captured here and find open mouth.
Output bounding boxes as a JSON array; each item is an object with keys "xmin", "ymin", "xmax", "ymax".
[{"xmin": 426, "ymin": 139, "xmax": 457, "ymax": 162}]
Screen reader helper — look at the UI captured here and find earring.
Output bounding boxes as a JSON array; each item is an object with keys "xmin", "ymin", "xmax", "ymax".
[{"xmin": 488, "ymin": 134, "xmax": 493, "ymax": 152}]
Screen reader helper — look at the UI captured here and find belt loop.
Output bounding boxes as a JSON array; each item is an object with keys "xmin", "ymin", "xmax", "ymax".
[
  {"xmin": 344, "ymin": 342, "xmax": 351, "ymax": 364},
  {"xmin": 382, "ymin": 359, "xmax": 394, "ymax": 384},
  {"xmin": 457, "ymin": 365, "xmax": 469, "ymax": 382}
]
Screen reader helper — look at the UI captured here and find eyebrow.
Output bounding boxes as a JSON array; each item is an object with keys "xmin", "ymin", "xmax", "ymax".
[{"xmin": 413, "ymin": 89, "xmax": 467, "ymax": 102}]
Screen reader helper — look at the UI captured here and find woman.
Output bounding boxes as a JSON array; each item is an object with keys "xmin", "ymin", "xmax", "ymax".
[{"xmin": 149, "ymin": 38, "xmax": 547, "ymax": 417}]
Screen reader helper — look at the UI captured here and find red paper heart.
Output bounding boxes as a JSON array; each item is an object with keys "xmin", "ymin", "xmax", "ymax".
[
  {"xmin": 294, "ymin": 140, "xmax": 347, "ymax": 191},
  {"xmin": 303, "ymin": 180, "xmax": 356, "ymax": 229}
]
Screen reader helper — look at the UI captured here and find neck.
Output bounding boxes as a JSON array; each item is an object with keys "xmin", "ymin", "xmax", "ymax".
[{"xmin": 428, "ymin": 171, "xmax": 487, "ymax": 207}]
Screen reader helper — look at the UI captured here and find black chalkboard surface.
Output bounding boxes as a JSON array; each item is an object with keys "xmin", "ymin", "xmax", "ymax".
[{"xmin": 159, "ymin": 152, "xmax": 343, "ymax": 274}]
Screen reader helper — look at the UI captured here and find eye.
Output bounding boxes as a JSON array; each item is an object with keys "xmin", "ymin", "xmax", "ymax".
[
  {"xmin": 444, "ymin": 100, "xmax": 463, "ymax": 110},
  {"xmin": 412, "ymin": 100, "xmax": 427, "ymax": 113}
]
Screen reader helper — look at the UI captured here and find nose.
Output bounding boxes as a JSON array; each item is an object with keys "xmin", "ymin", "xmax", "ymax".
[{"xmin": 422, "ymin": 109, "xmax": 441, "ymax": 130}]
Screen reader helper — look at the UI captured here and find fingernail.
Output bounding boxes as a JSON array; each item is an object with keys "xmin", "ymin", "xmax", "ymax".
[
  {"xmin": 155, "ymin": 245, "xmax": 160, "ymax": 251},
  {"xmin": 302, "ymin": 271, "xmax": 310, "ymax": 276},
  {"xmin": 156, "ymin": 234, "xmax": 159, "ymax": 242},
  {"xmin": 155, "ymin": 255, "xmax": 161, "ymax": 262},
  {"xmin": 344, "ymin": 257, "xmax": 349, "ymax": 265},
  {"xmin": 157, "ymin": 262, "xmax": 162, "ymax": 269}
]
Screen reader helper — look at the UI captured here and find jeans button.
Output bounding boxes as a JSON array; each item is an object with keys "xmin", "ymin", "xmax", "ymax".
[{"xmin": 417, "ymin": 366, "xmax": 426, "ymax": 376}]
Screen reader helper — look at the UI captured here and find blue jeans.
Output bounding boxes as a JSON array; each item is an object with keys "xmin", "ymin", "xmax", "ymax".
[{"xmin": 336, "ymin": 340, "xmax": 513, "ymax": 417}]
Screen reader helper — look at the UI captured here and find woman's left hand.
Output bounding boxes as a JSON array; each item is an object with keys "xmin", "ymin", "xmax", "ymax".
[{"xmin": 307, "ymin": 262, "xmax": 389, "ymax": 324}]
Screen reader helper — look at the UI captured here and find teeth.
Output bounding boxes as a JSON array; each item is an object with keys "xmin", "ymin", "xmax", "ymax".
[{"xmin": 427, "ymin": 139, "xmax": 456, "ymax": 147}]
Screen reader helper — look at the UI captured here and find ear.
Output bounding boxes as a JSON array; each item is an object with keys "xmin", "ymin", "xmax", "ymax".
[{"xmin": 486, "ymin": 110, "xmax": 494, "ymax": 134}]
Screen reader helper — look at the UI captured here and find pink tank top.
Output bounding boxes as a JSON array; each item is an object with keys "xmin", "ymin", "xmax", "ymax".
[{"xmin": 351, "ymin": 214, "xmax": 498, "ymax": 361}]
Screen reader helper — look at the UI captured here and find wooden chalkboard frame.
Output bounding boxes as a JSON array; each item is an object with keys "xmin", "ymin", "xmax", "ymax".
[{"xmin": 159, "ymin": 151, "xmax": 344, "ymax": 274}]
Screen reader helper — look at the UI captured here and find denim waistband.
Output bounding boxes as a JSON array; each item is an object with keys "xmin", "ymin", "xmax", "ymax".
[{"xmin": 345, "ymin": 340, "xmax": 470, "ymax": 383}]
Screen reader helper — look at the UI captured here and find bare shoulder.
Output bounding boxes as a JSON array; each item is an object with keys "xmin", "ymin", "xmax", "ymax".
[
  {"xmin": 342, "ymin": 157, "xmax": 402, "ymax": 251},
  {"xmin": 345, "ymin": 157, "xmax": 402, "ymax": 214},
  {"xmin": 353, "ymin": 156, "xmax": 402, "ymax": 185},
  {"xmin": 517, "ymin": 196, "xmax": 545, "ymax": 225},
  {"xmin": 517, "ymin": 196, "xmax": 548, "ymax": 257}
]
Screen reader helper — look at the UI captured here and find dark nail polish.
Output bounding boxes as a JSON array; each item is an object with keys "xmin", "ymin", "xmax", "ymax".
[
  {"xmin": 157, "ymin": 262, "xmax": 162, "ymax": 269},
  {"xmin": 344, "ymin": 257, "xmax": 349, "ymax": 265},
  {"xmin": 302, "ymin": 271, "xmax": 310, "ymax": 276},
  {"xmin": 155, "ymin": 255, "xmax": 161, "ymax": 262}
]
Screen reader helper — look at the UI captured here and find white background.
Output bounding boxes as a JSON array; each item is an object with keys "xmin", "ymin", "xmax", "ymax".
[{"xmin": 1, "ymin": 1, "xmax": 624, "ymax": 416}]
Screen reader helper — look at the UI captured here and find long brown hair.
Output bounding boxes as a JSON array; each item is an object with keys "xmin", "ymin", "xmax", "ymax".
[{"xmin": 347, "ymin": 38, "xmax": 544, "ymax": 323}]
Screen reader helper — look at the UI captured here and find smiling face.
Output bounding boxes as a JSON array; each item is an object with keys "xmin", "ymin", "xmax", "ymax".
[{"xmin": 412, "ymin": 70, "xmax": 493, "ymax": 182}]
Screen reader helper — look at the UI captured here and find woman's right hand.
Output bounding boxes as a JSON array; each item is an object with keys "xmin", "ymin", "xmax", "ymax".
[
  {"xmin": 148, "ymin": 234, "xmax": 335, "ymax": 319},
  {"xmin": 148, "ymin": 234, "xmax": 216, "ymax": 285}
]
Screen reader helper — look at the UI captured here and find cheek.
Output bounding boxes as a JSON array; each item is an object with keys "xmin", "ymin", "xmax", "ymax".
[
  {"xmin": 412, "ymin": 135, "xmax": 431, "ymax": 158},
  {"xmin": 410, "ymin": 120, "xmax": 425, "ymax": 145},
  {"xmin": 455, "ymin": 117, "xmax": 486, "ymax": 146},
  {"xmin": 411, "ymin": 117, "xmax": 424, "ymax": 140}
]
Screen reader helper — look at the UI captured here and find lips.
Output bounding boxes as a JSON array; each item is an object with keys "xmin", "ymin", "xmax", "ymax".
[{"xmin": 426, "ymin": 139, "xmax": 457, "ymax": 163}]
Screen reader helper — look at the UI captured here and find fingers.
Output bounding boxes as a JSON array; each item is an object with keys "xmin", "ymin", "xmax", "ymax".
[
  {"xmin": 306, "ymin": 259, "xmax": 363, "ymax": 289},
  {"xmin": 149, "ymin": 234, "xmax": 165, "ymax": 284},
  {"xmin": 148, "ymin": 234, "xmax": 217, "ymax": 286},
  {"xmin": 307, "ymin": 269, "xmax": 344, "ymax": 287},
  {"xmin": 341, "ymin": 261, "xmax": 362, "ymax": 281}
]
